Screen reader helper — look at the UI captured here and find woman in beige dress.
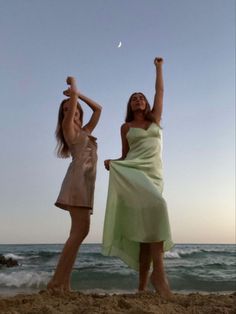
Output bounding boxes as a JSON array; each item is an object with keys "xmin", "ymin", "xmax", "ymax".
[{"xmin": 47, "ymin": 76, "xmax": 102, "ymax": 291}]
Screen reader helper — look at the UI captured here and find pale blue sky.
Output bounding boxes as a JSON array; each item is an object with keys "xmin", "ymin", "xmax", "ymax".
[{"xmin": 0, "ymin": 0, "xmax": 235, "ymax": 244}]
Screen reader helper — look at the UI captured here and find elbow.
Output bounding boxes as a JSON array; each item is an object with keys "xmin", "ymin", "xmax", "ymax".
[
  {"xmin": 70, "ymin": 90, "xmax": 78, "ymax": 97},
  {"xmin": 98, "ymin": 104, "xmax": 102, "ymax": 111},
  {"xmin": 96, "ymin": 104, "xmax": 102, "ymax": 112}
]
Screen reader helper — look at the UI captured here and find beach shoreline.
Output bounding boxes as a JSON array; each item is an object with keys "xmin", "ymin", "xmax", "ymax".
[{"xmin": 0, "ymin": 290, "xmax": 235, "ymax": 314}]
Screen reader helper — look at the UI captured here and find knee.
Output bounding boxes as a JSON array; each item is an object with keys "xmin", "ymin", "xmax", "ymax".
[
  {"xmin": 140, "ymin": 259, "xmax": 151, "ymax": 270},
  {"xmin": 70, "ymin": 225, "xmax": 90, "ymax": 243},
  {"xmin": 140, "ymin": 263, "xmax": 151, "ymax": 272},
  {"xmin": 81, "ymin": 225, "xmax": 90, "ymax": 240}
]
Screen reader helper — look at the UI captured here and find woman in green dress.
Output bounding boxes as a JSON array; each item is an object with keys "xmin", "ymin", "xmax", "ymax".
[{"xmin": 102, "ymin": 57, "xmax": 174, "ymax": 298}]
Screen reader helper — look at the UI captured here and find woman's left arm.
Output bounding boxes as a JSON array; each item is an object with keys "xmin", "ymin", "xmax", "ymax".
[
  {"xmin": 79, "ymin": 93, "xmax": 102, "ymax": 133},
  {"xmin": 152, "ymin": 57, "xmax": 164, "ymax": 125}
]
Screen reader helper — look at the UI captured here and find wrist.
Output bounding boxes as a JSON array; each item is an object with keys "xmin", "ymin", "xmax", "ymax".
[{"xmin": 70, "ymin": 90, "xmax": 78, "ymax": 97}]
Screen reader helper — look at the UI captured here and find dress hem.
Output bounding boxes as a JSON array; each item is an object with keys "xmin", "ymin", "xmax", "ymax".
[
  {"xmin": 102, "ymin": 238, "xmax": 174, "ymax": 271},
  {"xmin": 54, "ymin": 202, "xmax": 93, "ymax": 214}
]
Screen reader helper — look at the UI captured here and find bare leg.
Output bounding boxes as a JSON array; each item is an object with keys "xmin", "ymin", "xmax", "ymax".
[
  {"xmin": 150, "ymin": 241, "xmax": 173, "ymax": 299},
  {"xmin": 47, "ymin": 208, "xmax": 90, "ymax": 291},
  {"xmin": 138, "ymin": 243, "xmax": 151, "ymax": 291}
]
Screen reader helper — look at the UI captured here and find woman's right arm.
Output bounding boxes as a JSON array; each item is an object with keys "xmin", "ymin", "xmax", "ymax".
[
  {"xmin": 63, "ymin": 88, "xmax": 102, "ymax": 134},
  {"xmin": 104, "ymin": 123, "xmax": 130, "ymax": 170},
  {"xmin": 152, "ymin": 57, "xmax": 164, "ymax": 125},
  {"xmin": 62, "ymin": 77, "xmax": 78, "ymax": 142}
]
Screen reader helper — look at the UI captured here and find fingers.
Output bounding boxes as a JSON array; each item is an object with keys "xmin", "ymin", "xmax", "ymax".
[
  {"xmin": 104, "ymin": 159, "xmax": 110, "ymax": 171},
  {"xmin": 66, "ymin": 76, "xmax": 76, "ymax": 85},
  {"xmin": 104, "ymin": 161, "xmax": 109, "ymax": 170},
  {"xmin": 66, "ymin": 77, "xmax": 72, "ymax": 85},
  {"xmin": 154, "ymin": 57, "xmax": 164, "ymax": 65},
  {"xmin": 63, "ymin": 88, "xmax": 71, "ymax": 97}
]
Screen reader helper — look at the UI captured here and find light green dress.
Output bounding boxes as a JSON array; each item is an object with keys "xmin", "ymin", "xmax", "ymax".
[{"xmin": 102, "ymin": 122, "xmax": 174, "ymax": 271}]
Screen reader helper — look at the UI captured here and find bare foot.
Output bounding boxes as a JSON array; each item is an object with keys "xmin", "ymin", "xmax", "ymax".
[
  {"xmin": 47, "ymin": 281, "xmax": 71, "ymax": 294},
  {"xmin": 137, "ymin": 289, "xmax": 148, "ymax": 294},
  {"xmin": 150, "ymin": 272, "xmax": 174, "ymax": 300},
  {"xmin": 138, "ymin": 284, "xmax": 148, "ymax": 292}
]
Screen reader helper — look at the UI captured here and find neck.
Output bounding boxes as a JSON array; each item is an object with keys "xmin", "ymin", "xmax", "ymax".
[{"xmin": 133, "ymin": 110, "xmax": 146, "ymax": 122}]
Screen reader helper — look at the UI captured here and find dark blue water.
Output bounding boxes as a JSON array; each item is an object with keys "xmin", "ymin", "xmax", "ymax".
[{"xmin": 0, "ymin": 243, "xmax": 235, "ymax": 295}]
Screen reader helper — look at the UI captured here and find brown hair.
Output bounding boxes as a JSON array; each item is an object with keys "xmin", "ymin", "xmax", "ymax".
[
  {"xmin": 125, "ymin": 92, "xmax": 156, "ymax": 123},
  {"xmin": 55, "ymin": 99, "xmax": 83, "ymax": 158}
]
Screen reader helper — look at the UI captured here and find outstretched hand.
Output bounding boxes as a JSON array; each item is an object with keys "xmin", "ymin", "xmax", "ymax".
[{"xmin": 154, "ymin": 57, "xmax": 164, "ymax": 66}]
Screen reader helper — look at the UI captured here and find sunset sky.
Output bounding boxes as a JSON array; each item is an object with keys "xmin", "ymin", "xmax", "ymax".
[{"xmin": 0, "ymin": 0, "xmax": 235, "ymax": 244}]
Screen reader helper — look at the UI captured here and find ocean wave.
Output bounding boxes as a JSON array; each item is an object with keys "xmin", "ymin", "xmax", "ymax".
[
  {"xmin": 2, "ymin": 251, "xmax": 60, "ymax": 261},
  {"xmin": 204, "ymin": 261, "xmax": 236, "ymax": 267},
  {"xmin": 164, "ymin": 248, "xmax": 201, "ymax": 258},
  {"xmin": 0, "ymin": 271, "xmax": 51, "ymax": 288},
  {"xmin": 3, "ymin": 253, "xmax": 25, "ymax": 260},
  {"xmin": 165, "ymin": 247, "xmax": 236, "ymax": 259},
  {"xmin": 36, "ymin": 251, "xmax": 61, "ymax": 257},
  {"xmin": 164, "ymin": 251, "xmax": 181, "ymax": 259},
  {"xmin": 202, "ymin": 248, "xmax": 236, "ymax": 254},
  {"xmin": 18, "ymin": 251, "xmax": 61, "ymax": 261},
  {"xmin": 3, "ymin": 247, "xmax": 235, "ymax": 265},
  {"xmin": 75, "ymin": 264, "xmax": 134, "ymax": 275}
]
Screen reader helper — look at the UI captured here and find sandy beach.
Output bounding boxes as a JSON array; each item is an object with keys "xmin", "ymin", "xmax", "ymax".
[{"xmin": 0, "ymin": 291, "xmax": 235, "ymax": 314}]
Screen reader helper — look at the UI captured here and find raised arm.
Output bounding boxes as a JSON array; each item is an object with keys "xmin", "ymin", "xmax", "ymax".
[
  {"xmin": 62, "ymin": 76, "xmax": 78, "ymax": 143},
  {"xmin": 79, "ymin": 94, "xmax": 102, "ymax": 134},
  {"xmin": 152, "ymin": 57, "xmax": 164, "ymax": 125}
]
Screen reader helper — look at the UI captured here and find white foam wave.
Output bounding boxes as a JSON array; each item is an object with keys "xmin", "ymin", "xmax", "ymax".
[
  {"xmin": 164, "ymin": 251, "xmax": 180, "ymax": 259},
  {"xmin": 4, "ymin": 253, "xmax": 25, "ymax": 260},
  {"xmin": 0, "ymin": 271, "xmax": 51, "ymax": 288},
  {"xmin": 165, "ymin": 248, "xmax": 210, "ymax": 258},
  {"xmin": 165, "ymin": 246, "xmax": 235, "ymax": 259},
  {"xmin": 202, "ymin": 248, "xmax": 235, "ymax": 253},
  {"xmin": 176, "ymin": 248, "xmax": 200, "ymax": 256}
]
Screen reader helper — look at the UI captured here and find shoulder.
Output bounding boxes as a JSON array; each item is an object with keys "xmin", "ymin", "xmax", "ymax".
[{"xmin": 120, "ymin": 123, "xmax": 130, "ymax": 134}]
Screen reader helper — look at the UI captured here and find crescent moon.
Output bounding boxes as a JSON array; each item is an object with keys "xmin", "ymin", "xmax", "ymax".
[{"xmin": 118, "ymin": 41, "xmax": 122, "ymax": 48}]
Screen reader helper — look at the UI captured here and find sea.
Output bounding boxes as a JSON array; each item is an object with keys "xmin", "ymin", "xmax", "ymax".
[{"xmin": 0, "ymin": 243, "xmax": 235, "ymax": 296}]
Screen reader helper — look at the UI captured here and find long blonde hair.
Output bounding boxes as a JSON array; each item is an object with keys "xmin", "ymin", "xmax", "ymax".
[{"xmin": 55, "ymin": 99, "xmax": 83, "ymax": 158}]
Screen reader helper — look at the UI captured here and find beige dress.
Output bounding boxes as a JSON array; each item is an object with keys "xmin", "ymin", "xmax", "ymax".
[{"xmin": 55, "ymin": 130, "xmax": 97, "ymax": 213}]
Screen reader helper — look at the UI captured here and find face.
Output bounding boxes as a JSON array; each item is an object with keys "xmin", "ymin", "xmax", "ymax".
[
  {"xmin": 130, "ymin": 93, "xmax": 147, "ymax": 112},
  {"xmin": 63, "ymin": 101, "xmax": 81, "ymax": 125}
]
